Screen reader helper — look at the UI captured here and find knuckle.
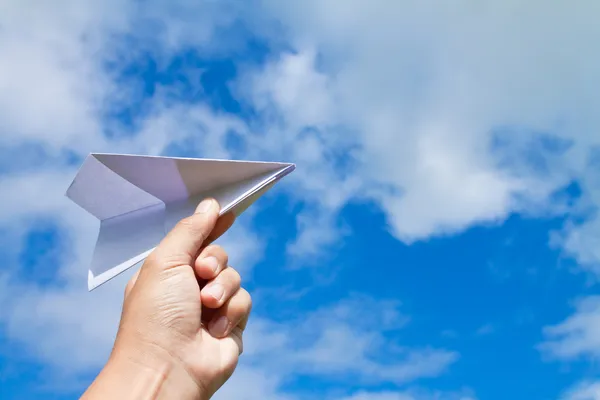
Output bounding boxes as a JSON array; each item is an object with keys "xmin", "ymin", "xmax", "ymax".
[
  {"xmin": 228, "ymin": 267, "xmax": 242, "ymax": 286},
  {"xmin": 176, "ymin": 216, "xmax": 209, "ymax": 241},
  {"xmin": 176, "ymin": 215, "xmax": 195, "ymax": 229},
  {"xmin": 238, "ymin": 287, "xmax": 252, "ymax": 310},
  {"xmin": 173, "ymin": 214, "xmax": 216, "ymax": 251},
  {"xmin": 206, "ymin": 244, "xmax": 228, "ymax": 261},
  {"xmin": 158, "ymin": 252, "xmax": 193, "ymax": 269},
  {"xmin": 145, "ymin": 249, "xmax": 190, "ymax": 270}
]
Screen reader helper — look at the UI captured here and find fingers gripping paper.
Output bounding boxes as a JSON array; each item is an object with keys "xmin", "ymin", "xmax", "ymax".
[{"xmin": 65, "ymin": 153, "xmax": 295, "ymax": 291}]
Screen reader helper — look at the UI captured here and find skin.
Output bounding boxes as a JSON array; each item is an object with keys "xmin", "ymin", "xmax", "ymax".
[{"xmin": 81, "ymin": 198, "xmax": 250, "ymax": 400}]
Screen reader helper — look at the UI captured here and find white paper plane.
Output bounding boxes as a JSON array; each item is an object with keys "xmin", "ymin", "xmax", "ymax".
[{"xmin": 65, "ymin": 153, "xmax": 295, "ymax": 291}]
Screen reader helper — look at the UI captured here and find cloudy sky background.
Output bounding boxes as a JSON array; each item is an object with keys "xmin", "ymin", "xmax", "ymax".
[{"xmin": 2, "ymin": 1, "xmax": 600, "ymax": 399}]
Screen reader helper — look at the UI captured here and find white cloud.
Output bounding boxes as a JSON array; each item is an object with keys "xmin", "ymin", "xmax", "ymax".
[
  {"xmin": 340, "ymin": 390, "xmax": 477, "ymax": 400},
  {"xmin": 0, "ymin": 171, "xmax": 122, "ymax": 370},
  {"xmin": 0, "ymin": 0, "xmax": 131, "ymax": 151},
  {"xmin": 561, "ymin": 380, "xmax": 600, "ymax": 400},
  {"xmin": 212, "ymin": 366, "xmax": 297, "ymax": 400},
  {"xmin": 237, "ymin": 0, "xmax": 600, "ymax": 267},
  {"xmin": 540, "ymin": 296, "xmax": 600, "ymax": 360},
  {"xmin": 215, "ymin": 296, "xmax": 458, "ymax": 399},
  {"xmin": 560, "ymin": 178, "xmax": 600, "ymax": 275},
  {"xmin": 540, "ymin": 297, "xmax": 600, "ymax": 399}
]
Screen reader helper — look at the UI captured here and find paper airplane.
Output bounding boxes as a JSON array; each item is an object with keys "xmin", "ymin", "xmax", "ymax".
[{"xmin": 66, "ymin": 153, "xmax": 295, "ymax": 291}]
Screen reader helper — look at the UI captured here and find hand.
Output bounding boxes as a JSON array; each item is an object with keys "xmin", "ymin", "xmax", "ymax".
[{"xmin": 82, "ymin": 198, "xmax": 251, "ymax": 400}]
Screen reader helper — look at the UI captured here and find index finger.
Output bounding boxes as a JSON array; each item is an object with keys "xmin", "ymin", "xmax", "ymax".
[{"xmin": 151, "ymin": 198, "xmax": 221, "ymax": 269}]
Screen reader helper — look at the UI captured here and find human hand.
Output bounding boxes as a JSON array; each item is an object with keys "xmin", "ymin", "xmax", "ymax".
[{"xmin": 82, "ymin": 198, "xmax": 251, "ymax": 400}]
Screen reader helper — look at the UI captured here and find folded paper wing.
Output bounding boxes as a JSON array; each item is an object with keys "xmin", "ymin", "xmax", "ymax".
[{"xmin": 66, "ymin": 153, "xmax": 295, "ymax": 291}]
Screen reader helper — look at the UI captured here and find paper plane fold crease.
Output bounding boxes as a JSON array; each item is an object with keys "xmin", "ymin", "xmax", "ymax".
[{"xmin": 65, "ymin": 153, "xmax": 295, "ymax": 291}]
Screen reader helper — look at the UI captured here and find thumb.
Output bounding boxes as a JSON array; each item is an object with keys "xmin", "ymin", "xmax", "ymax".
[{"xmin": 150, "ymin": 198, "xmax": 220, "ymax": 270}]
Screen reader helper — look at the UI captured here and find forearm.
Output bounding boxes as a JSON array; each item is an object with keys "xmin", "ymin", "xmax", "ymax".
[{"xmin": 81, "ymin": 350, "xmax": 206, "ymax": 400}]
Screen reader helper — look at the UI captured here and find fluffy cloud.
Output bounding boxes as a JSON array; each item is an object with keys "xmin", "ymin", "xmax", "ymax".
[
  {"xmin": 0, "ymin": 0, "xmax": 130, "ymax": 151},
  {"xmin": 242, "ymin": 0, "xmax": 600, "ymax": 266}
]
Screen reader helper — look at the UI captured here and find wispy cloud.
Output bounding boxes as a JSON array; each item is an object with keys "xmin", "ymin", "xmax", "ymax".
[
  {"xmin": 561, "ymin": 380, "xmax": 600, "ymax": 400},
  {"xmin": 540, "ymin": 296, "xmax": 600, "ymax": 360},
  {"xmin": 475, "ymin": 324, "xmax": 495, "ymax": 336},
  {"xmin": 216, "ymin": 295, "xmax": 459, "ymax": 399},
  {"xmin": 340, "ymin": 389, "xmax": 477, "ymax": 400}
]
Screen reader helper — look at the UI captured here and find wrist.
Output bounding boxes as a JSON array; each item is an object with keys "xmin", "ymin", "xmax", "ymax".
[{"xmin": 82, "ymin": 344, "xmax": 207, "ymax": 400}]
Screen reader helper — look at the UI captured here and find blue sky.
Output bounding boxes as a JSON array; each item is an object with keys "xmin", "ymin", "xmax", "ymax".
[{"xmin": 2, "ymin": 2, "xmax": 600, "ymax": 400}]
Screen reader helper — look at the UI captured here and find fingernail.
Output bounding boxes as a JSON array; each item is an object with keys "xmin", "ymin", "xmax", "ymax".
[
  {"xmin": 209, "ymin": 316, "xmax": 229, "ymax": 337},
  {"xmin": 204, "ymin": 283, "xmax": 224, "ymax": 301},
  {"xmin": 204, "ymin": 256, "xmax": 219, "ymax": 273},
  {"xmin": 196, "ymin": 198, "xmax": 215, "ymax": 214}
]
